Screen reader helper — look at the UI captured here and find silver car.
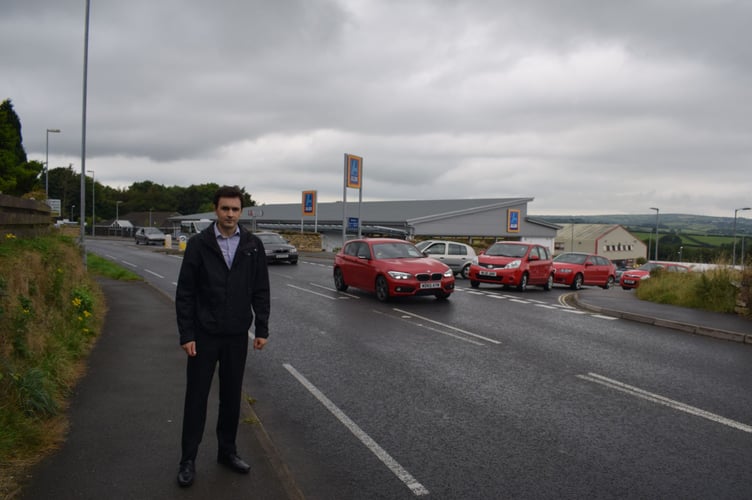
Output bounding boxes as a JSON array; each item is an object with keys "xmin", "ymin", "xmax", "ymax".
[{"xmin": 415, "ymin": 240, "xmax": 478, "ymax": 278}]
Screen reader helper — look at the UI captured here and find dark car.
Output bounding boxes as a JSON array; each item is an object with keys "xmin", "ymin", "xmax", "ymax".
[
  {"xmin": 134, "ymin": 227, "xmax": 166, "ymax": 245},
  {"xmin": 255, "ymin": 232, "xmax": 298, "ymax": 264},
  {"xmin": 468, "ymin": 241, "xmax": 554, "ymax": 291},
  {"xmin": 552, "ymin": 252, "xmax": 616, "ymax": 290},
  {"xmin": 333, "ymin": 238, "xmax": 455, "ymax": 301}
]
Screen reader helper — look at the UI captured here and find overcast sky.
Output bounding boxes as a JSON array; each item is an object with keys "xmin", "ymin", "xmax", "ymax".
[{"xmin": 2, "ymin": 0, "xmax": 750, "ymax": 217}]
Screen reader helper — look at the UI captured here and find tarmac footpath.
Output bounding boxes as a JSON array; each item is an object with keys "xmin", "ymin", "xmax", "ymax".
[
  {"xmin": 20, "ymin": 279, "xmax": 302, "ymax": 500},
  {"xmin": 572, "ymin": 287, "xmax": 752, "ymax": 343}
]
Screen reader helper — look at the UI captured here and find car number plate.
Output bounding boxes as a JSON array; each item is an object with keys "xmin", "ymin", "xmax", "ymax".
[
  {"xmin": 275, "ymin": 254, "xmax": 287, "ymax": 259},
  {"xmin": 623, "ymin": 279, "xmax": 635, "ymax": 284},
  {"xmin": 479, "ymin": 270, "xmax": 497, "ymax": 277},
  {"xmin": 420, "ymin": 282, "xmax": 441, "ymax": 289}
]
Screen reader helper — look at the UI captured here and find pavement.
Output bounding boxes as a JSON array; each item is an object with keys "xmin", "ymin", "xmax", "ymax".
[
  {"xmin": 572, "ymin": 287, "xmax": 752, "ymax": 343},
  {"xmin": 19, "ymin": 279, "xmax": 303, "ymax": 500},
  {"xmin": 17, "ymin": 260, "xmax": 751, "ymax": 499}
]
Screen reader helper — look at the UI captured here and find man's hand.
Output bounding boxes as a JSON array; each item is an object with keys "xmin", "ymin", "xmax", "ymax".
[
  {"xmin": 253, "ymin": 337, "xmax": 267, "ymax": 350},
  {"xmin": 181, "ymin": 341, "xmax": 197, "ymax": 357}
]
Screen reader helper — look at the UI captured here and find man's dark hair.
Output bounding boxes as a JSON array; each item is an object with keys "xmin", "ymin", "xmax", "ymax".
[{"xmin": 213, "ymin": 185, "xmax": 244, "ymax": 208}]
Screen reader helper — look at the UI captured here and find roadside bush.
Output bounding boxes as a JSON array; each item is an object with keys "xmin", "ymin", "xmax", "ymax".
[{"xmin": 636, "ymin": 267, "xmax": 738, "ymax": 313}]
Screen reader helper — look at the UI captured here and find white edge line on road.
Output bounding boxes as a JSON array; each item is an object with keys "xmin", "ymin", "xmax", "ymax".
[
  {"xmin": 283, "ymin": 364, "xmax": 429, "ymax": 496},
  {"xmin": 392, "ymin": 308, "xmax": 501, "ymax": 345},
  {"xmin": 120, "ymin": 260, "xmax": 137, "ymax": 268},
  {"xmin": 371, "ymin": 310, "xmax": 485, "ymax": 346},
  {"xmin": 309, "ymin": 282, "xmax": 360, "ymax": 299},
  {"xmin": 286, "ymin": 284, "xmax": 339, "ymax": 300},
  {"xmin": 591, "ymin": 314, "xmax": 619, "ymax": 321},
  {"xmin": 578, "ymin": 373, "xmax": 752, "ymax": 433},
  {"xmin": 145, "ymin": 269, "xmax": 164, "ymax": 279}
]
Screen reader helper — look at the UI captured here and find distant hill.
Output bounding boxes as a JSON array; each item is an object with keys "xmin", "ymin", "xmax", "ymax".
[{"xmin": 533, "ymin": 213, "xmax": 752, "ymax": 237}]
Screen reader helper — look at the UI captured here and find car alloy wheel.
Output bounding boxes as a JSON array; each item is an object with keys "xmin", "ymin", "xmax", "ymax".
[
  {"xmin": 375, "ymin": 276, "xmax": 390, "ymax": 302},
  {"xmin": 333, "ymin": 268, "xmax": 348, "ymax": 291},
  {"xmin": 603, "ymin": 276, "xmax": 614, "ymax": 290},
  {"xmin": 543, "ymin": 273, "xmax": 553, "ymax": 291},
  {"xmin": 571, "ymin": 273, "xmax": 583, "ymax": 290},
  {"xmin": 460, "ymin": 264, "xmax": 470, "ymax": 279},
  {"xmin": 517, "ymin": 273, "xmax": 528, "ymax": 292}
]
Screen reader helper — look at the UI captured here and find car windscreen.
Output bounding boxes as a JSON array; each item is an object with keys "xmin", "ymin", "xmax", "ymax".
[
  {"xmin": 372, "ymin": 243, "xmax": 423, "ymax": 259},
  {"xmin": 257, "ymin": 234, "xmax": 286, "ymax": 244},
  {"xmin": 486, "ymin": 243, "xmax": 528, "ymax": 258},
  {"xmin": 554, "ymin": 253, "xmax": 587, "ymax": 264}
]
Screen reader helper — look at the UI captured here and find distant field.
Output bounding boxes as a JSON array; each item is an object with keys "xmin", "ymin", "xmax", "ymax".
[{"xmin": 630, "ymin": 231, "xmax": 734, "ymax": 247}]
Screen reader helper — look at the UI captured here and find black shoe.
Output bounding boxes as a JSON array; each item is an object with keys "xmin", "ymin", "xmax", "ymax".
[
  {"xmin": 177, "ymin": 460, "xmax": 195, "ymax": 487},
  {"xmin": 217, "ymin": 453, "xmax": 251, "ymax": 474}
]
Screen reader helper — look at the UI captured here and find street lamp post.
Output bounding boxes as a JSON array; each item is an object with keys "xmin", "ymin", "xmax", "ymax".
[
  {"xmin": 732, "ymin": 207, "xmax": 751, "ymax": 267},
  {"xmin": 45, "ymin": 128, "xmax": 61, "ymax": 199},
  {"xmin": 650, "ymin": 207, "xmax": 660, "ymax": 260},
  {"xmin": 89, "ymin": 170, "xmax": 95, "ymax": 236}
]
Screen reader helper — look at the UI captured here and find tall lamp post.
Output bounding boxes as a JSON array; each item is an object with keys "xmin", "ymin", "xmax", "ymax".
[
  {"xmin": 732, "ymin": 207, "xmax": 751, "ymax": 267},
  {"xmin": 89, "ymin": 170, "xmax": 95, "ymax": 236},
  {"xmin": 45, "ymin": 128, "xmax": 61, "ymax": 199},
  {"xmin": 650, "ymin": 207, "xmax": 660, "ymax": 260}
]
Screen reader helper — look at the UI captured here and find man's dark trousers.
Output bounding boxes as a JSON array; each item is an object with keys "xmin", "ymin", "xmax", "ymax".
[{"xmin": 181, "ymin": 331, "xmax": 249, "ymax": 462}]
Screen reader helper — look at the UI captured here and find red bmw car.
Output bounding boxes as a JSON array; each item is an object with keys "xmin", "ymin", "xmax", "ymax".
[
  {"xmin": 333, "ymin": 238, "xmax": 455, "ymax": 301},
  {"xmin": 620, "ymin": 262, "xmax": 690, "ymax": 290}
]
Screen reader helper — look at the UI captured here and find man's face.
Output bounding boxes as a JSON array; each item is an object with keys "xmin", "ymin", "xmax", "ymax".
[{"xmin": 214, "ymin": 196, "xmax": 242, "ymax": 234}]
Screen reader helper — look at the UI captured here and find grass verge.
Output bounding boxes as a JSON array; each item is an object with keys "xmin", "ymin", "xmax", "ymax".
[
  {"xmin": 0, "ymin": 234, "xmax": 141, "ymax": 498},
  {"xmin": 635, "ymin": 266, "xmax": 740, "ymax": 313}
]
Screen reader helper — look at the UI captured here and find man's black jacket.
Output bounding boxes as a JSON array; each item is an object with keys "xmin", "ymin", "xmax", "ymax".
[{"xmin": 175, "ymin": 223, "xmax": 270, "ymax": 345}]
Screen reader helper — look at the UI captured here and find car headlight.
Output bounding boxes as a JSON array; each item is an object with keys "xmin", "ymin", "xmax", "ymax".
[
  {"xmin": 443, "ymin": 269, "xmax": 453, "ymax": 278},
  {"xmin": 289, "ymin": 248, "xmax": 298, "ymax": 254},
  {"xmin": 640, "ymin": 275, "xmax": 651, "ymax": 280},
  {"xmin": 557, "ymin": 268, "xmax": 572, "ymax": 274},
  {"xmin": 505, "ymin": 260, "xmax": 521, "ymax": 269},
  {"xmin": 387, "ymin": 270, "xmax": 412, "ymax": 280}
]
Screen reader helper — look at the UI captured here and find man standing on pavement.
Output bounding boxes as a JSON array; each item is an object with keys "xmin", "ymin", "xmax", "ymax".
[{"xmin": 175, "ymin": 185, "xmax": 270, "ymax": 488}]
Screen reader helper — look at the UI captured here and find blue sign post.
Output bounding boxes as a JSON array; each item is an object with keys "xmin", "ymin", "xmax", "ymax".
[{"xmin": 343, "ymin": 154, "xmax": 364, "ymax": 244}]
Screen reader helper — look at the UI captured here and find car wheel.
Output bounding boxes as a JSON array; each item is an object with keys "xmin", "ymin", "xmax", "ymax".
[
  {"xmin": 603, "ymin": 276, "xmax": 614, "ymax": 289},
  {"xmin": 460, "ymin": 264, "xmax": 470, "ymax": 279},
  {"xmin": 135, "ymin": 239, "xmax": 139, "ymax": 245},
  {"xmin": 517, "ymin": 273, "xmax": 528, "ymax": 292},
  {"xmin": 570, "ymin": 273, "xmax": 583, "ymax": 290},
  {"xmin": 375, "ymin": 276, "xmax": 390, "ymax": 302},
  {"xmin": 333, "ymin": 268, "xmax": 348, "ymax": 292},
  {"xmin": 543, "ymin": 273, "xmax": 553, "ymax": 291},
  {"xmin": 470, "ymin": 280, "xmax": 480, "ymax": 288}
]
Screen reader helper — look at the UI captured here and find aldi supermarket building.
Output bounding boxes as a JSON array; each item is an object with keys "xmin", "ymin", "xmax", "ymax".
[{"xmin": 169, "ymin": 197, "xmax": 560, "ymax": 252}]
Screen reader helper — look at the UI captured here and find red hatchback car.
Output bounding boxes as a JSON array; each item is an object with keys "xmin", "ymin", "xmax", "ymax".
[
  {"xmin": 468, "ymin": 241, "xmax": 554, "ymax": 291},
  {"xmin": 620, "ymin": 262, "xmax": 690, "ymax": 290},
  {"xmin": 552, "ymin": 252, "xmax": 616, "ymax": 290},
  {"xmin": 333, "ymin": 238, "xmax": 455, "ymax": 301}
]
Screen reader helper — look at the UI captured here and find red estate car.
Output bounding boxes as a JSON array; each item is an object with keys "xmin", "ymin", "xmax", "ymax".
[
  {"xmin": 333, "ymin": 238, "xmax": 455, "ymax": 301},
  {"xmin": 552, "ymin": 252, "xmax": 616, "ymax": 290},
  {"xmin": 620, "ymin": 262, "xmax": 690, "ymax": 290},
  {"xmin": 468, "ymin": 241, "xmax": 554, "ymax": 291}
]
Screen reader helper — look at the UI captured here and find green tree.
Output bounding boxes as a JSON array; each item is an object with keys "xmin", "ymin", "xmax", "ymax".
[{"xmin": 0, "ymin": 99, "xmax": 43, "ymax": 195}]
